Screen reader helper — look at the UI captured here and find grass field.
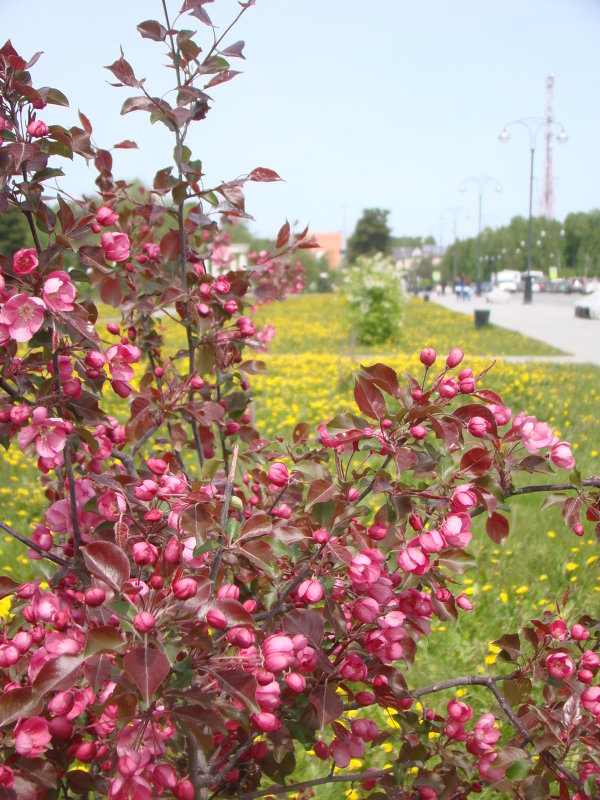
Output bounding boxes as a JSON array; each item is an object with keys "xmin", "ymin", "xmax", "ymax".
[{"xmin": 1, "ymin": 292, "xmax": 598, "ymax": 796}]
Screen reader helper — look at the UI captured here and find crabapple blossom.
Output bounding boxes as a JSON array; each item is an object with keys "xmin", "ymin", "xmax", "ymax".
[
  {"xmin": 27, "ymin": 119, "xmax": 48, "ymax": 136},
  {"xmin": 550, "ymin": 441, "xmax": 576, "ymax": 470},
  {"xmin": 0, "ymin": 293, "xmax": 45, "ymax": 342},
  {"xmin": 14, "ymin": 716, "xmax": 52, "ymax": 756},
  {"xmin": 101, "ymin": 231, "xmax": 131, "ymax": 262},
  {"xmin": 419, "ymin": 347, "xmax": 436, "ymax": 366},
  {"xmin": 12, "ymin": 247, "xmax": 39, "ymax": 275},
  {"xmin": 97, "ymin": 205, "xmax": 119, "ymax": 226},
  {"xmin": 42, "ymin": 271, "xmax": 77, "ymax": 311},
  {"xmin": 546, "ymin": 652, "xmax": 575, "ymax": 680}
]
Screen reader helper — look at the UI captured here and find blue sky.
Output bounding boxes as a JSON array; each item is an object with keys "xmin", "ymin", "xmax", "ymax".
[{"xmin": 3, "ymin": 0, "xmax": 599, "ymax": 245}]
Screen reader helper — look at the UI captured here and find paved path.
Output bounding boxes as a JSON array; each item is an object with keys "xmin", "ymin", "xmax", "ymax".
[{"xmin": 430, "ymin": 293, "xmax": 600, "ymax": 367}]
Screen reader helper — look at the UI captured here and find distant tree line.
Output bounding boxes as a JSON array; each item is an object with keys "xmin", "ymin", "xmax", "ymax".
[{"xmin": 439, "ymin": 210, "xmax": 600, "ymax": 283}]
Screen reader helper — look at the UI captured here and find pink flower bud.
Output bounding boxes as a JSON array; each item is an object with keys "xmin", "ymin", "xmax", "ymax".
[
  {"xmin": 147, "ymin": 457, "xmax": 168, "ymax": 475},
  {"xmin": 267, "ymin": 462, "xmax": 289, "ymax": 487},
  {"xmin": 251, "ymin": 712, "xmax": 281, "ymax": 732},
  {"xmin": 438, "ymin": 377, "xmax": 458, "ymax": 399},
  {"xmin": 174, "ymin": 780, "xmax": 195, "ymax": 800},
  {"xmin": 13, "ymin": 248, "xmax": 39, "ymax": 275},
  {"xmin": 285, "ymin": 672, "xmax": 306, "ymax": 693},
  {"xmin": 581, "ymin": 651, "xmax": 600, "ymax": 670},
  {"xmin": 27, "ymin": 119, "xmax": 48, "ymax": 137},
  {"xmin": 313, "ymin": 741, "xmax": 330, "ymax": 759},
  {"xmin": 446, "ymin": 348, "xmax": 464, "ymax": 368},
  {"xmin": 152, "ymin": 764, "xmax": 178, "ymax": 790},
  {"xmin": 96, "ymin": 205, "xmax": 119, "ymax": 226},
  {"xmin": 206, "ymin": 609, "xmax": 227, "ymax": 629},
  {"xmin": 550, "ymin": 442, "xmax": 576, "ymax": 470},
  {"xmin": 468, "ymin": 416, "xmax": 489, "ymax": 438},
  {"xmin": 132, "ymin": 541, "xmax": 159, "ymax": 565},
  {"xmin": 571, "ymin": 623, "xmax": 590, "ymax": 641},
  {"xmin": 133, "ymin": 611, "xmax": 155, "ymax": 633},
  {"xmin": 348, "ymin": 488, "xmax": 359, "ymax": 501},
  {"xmin": 419, "ymin": 348, "xmax": 436, "ymax": 367},
  {"xmin": 107, "ymin": 322, "xmax": 120, "ymax": 335},
  {"xmin": 456, "ymin": 595, "xmax": 473, "ymax": 611},
  {"xmin": 313, "ymin": 528, "xmax": 329, "ymax": 544},
  {"xmin": 172, "ymin": 578, "xmax": 198, "ymax": 600},
  {"xmin": 297, "ymin": 579, "xmax": 324, "ymax": 604},
  {"xmin": 84, "ymin": 587, "xmax": 106, "ymax": 607},
  {"xmin": 368, "ymin": 522, "xmax": 387, "ymax": 540},
  {"xmin": 410, "ymin": 425, "xmax": 427, "ymax": 439}
]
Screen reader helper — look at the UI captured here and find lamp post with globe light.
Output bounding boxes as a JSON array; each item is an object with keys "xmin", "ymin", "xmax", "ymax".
[
  {"xmin": 459, "ymin": 177, "xmax": 502, "ymax": 296},
  {"xmin": 499, "ymin": 118, "xmax": 567, "ymax": 303}
]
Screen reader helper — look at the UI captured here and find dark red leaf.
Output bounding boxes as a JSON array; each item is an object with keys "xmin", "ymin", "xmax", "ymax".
[
  {"xmin": 222, "ymin": 40, "xmax": 246, "ymax": 59},
  {"xmin": 100, "ymin": 276, "xmax": 123, "ymax": 307},
  {"xmin": 82, "ymin": 541, "xmax": 130, "ymax": 591},
  {"xmin": 309, "ymin": 685, "xmax": 343, "ymax": 726},
  {"xmin": 124, "ymin": 647, "xmax": 171, "ymax": 705},
  {"xmin": 354, "ymin": 374, "xmax": 386, "ymax": 420},
  {"xmin": 460, "ymin": 446, "xmax": 493, "ymax": 477},
  {"xmin": 205, "ymin": 70, "xmax": 241, "ymax": 89},
  {"xmin": 306, "ymin": 479, "xmax": 338, "ymax": 510},
  {"xmin": 486, "ymin": 512, "xmax": 510, "ymax": 544},
  {"xmin": 0, "ymin": 687, "xmax": 43, "ymax": 727},
  {"xmin": 78, "ymin": 110, "xmax": 93, "ymax": 134},
  {"xmin": 113, "ymin": 140, "xmax": 138, "ymax": 149},
  {"xmin": 137, "ymin": 20, "xmax": 168, "ymax": 41},
  {"xmin": 276, "ymin": 220, "xmax": 290, "ymax": 249},
  {"xmin": 160, "ymin": 229, "xmax": 181, "ymax": 261},
  {"xmin": 213, "ymin": 669, "xmax": 259, "ymax": 713},
  {"xmin": 248, "ymin": 167, "xmax": 281, "ymax": 182},
  {"xmin": 105, "ymin": 49, "xmax": 144, "ymax": 88},
  {"xmin": 0, "ymin": 576, "xmax": 18, "ymax": 599},
  {"xmin": 33, "ymin": 654, "xmax": 83, "ymax": 697}
]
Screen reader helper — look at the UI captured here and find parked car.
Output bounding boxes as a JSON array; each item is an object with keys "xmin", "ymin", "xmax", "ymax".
[
  {"xmin": 574, "ymin": 288, "xmax": 600, "ymax": 319},
  {"xmin": 565, "ymin": 277, "xmax": 585, "ymax": 294},
  {"xmin": 549, "ymin": 278, "xmax": 568, "ymax": 293}
]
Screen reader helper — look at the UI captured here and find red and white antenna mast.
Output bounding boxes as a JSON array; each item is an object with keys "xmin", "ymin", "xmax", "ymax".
[{"xmin": 542, "ymin": 73, "xmax": 555, "ymax": 219}]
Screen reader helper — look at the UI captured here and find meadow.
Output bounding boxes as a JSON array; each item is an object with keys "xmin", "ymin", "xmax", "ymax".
[{"xmin": 1, "ymin": 293, "xmax": 598, "ymax": 797}]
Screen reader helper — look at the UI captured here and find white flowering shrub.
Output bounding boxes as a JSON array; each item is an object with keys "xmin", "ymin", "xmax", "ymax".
[{"xmin": 343, "ymin": 253, "xmax": 406, "ymax": 345}]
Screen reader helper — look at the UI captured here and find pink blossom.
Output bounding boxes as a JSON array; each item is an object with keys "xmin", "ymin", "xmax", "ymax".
[
  {"xmin": 448, "ymin": 698, "xmax": 473, "ymax": 723},
  {"xmin": 97, "ymin": 491, "xmax": 127, "ymax": 521},
  {"xmin": 97, "ymin": 205, "xmax": 119, "ymax": 226},
  {"xmin": 42, "ymin": 271, "xmax": 77, "ymax": 312},
  {"xmin": 132, "ymin": 541, "xmax": 159, "ymax": 565},
  {"xmin": 451, "ymin": 484, "xmax": 477, "ymax": 511},
  {"xmin": 143, "ymin": 242, "xmax": 160, "ymax": 260},
  {"xmin": 256, "ymin": 680, "xmax": 281, "ymax": 711},
  {"xmin": 418, "ymin": 528, "xmax": 445, "ymax": 553},
  {"xmin": 236, "ymin": 316, "xmax": 256, "ymax": 337},
  {"xmin": 13, "ymin": 247, "xmax": 39, "ymax": 275},
  {"xmin": 101, "ymin": 231, "xmax": 131, "ymax": 262},
  {"xmin": 550, "ymin": 441, "xmax": 575, "ymax": 470},
  {"xmin": 489, "ymin": 404, "xmax": 512, "ymax": 426},
  {"xmin": 514, "ymin": 414, "xmax": 558, "ymax": 453},
  {"xmin": 339, "ymin": 653, "xmax": 367, "ymax": 682},
  {"xmin": 348, "ymin": 551, "xmax": 382, "ymax": 591},
  {"xmin": 18, "ymin": 406, "xmax": 68, "ymax": 460},
  {"xmin": 546, "ymin": 652, "xmax": 575, "ymax": 680},
  {"xmin": 442, "ymin": 513, "xmax": 472, "ymax": 548},
  {"xmin": 478, "ymin": 752, "xmax": 505, "ymax": 782},
  {"xmin": 0, "ymin": 293, "xmax": 45, "ymax": 342},
  {"xmin": 353, "ymin": 597, "xmax": 380, "ymax": 623},
  {"xmin": 14, "ymin": 716, "xmax": 52, "ymax": 756},
  {"xmin": 263, "ymin": 634, "xmax": 295, "ymax": 673},
  {"xmin": 27, "ymin": 119, "xmax": 48, "ymax": 137},
  {"xmin": 106, "ymin": 342, "xmax": 141, "ymax": 382},
  {"xmin": 397, "ymin": 546, "xmax": 431, "ymax": 575}
]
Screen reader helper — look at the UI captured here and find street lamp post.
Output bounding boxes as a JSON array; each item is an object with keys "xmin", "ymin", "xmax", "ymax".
[
  {"xmin": 441, "ymin": 207, "xmax": 469, "ymax": 288},
  {"xmin": 499, "ymin": 118, "xmax": 567, "ymax": 304},
  {"xmin": 459, "ymin": 177, "xmax": 502, "ymax": 296}
]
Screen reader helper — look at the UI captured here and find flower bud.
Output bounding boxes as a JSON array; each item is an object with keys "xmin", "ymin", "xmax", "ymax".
[
  {"xmin": 267, "ymin": 462, "xmax": 289, "ymax": 487},
  {"xmin": 133, "ymin": 611, "xmax": 155, "ymax": 633},
  {"xmin": 446, "ymin": 348, "xmax": 464, "ymax": 368},
  {"xmin": 173, "ymin": 578, "xmax": 198, "ymax": 600},
  {"xmin": 419, "ymin": 348, "xmax": 436, "ymax": 367}
]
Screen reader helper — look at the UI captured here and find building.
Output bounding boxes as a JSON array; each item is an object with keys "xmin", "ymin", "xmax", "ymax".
[{"xmin": 311, "ymin": 231, "xmax": 344, "ymax": 270}]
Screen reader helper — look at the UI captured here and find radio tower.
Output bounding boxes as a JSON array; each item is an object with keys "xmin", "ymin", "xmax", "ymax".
[{"xmin": 541, "ymin": 73, "xmax": 555, "ymax": 219}]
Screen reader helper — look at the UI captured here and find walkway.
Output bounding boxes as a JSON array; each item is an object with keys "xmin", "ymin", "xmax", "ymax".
[{"xmin": 430, "ymin": 293, "xmax": 600, "ymax": 367}]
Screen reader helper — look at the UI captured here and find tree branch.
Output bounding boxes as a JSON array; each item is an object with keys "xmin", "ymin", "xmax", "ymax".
[
  {"xmin": 210, "ymin": 445, "xmax": 238, "ymax": 585},
  {"xmin": 0, "ymin": 521, "xmax": 71, "ymax": 567},
  {"xmin": 509, "ymin": 477, "xmax": 600, "ymax": 496},
  {"xmin": 237, "ymin": 769, "xmax": 394, "ymax": 800}
]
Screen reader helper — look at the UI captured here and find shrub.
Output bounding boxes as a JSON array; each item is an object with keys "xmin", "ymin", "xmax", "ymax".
[{"xmin": 344, "ymin": 253, "xmax": 406, "ymax": 345}]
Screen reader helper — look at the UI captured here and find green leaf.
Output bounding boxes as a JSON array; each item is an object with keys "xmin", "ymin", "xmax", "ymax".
[{"xmin": 506, "ymin": 760, "xmax": 531, "ymax": 781}]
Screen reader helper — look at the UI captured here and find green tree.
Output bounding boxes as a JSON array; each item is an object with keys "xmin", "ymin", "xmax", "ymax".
[
  {"xmin": 346, "ymin": 208, "xmax": 391, "ymax": 262},
  {"xmin": 0, "ymin": 206, "xmax": 33, "ymax": 256}
]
